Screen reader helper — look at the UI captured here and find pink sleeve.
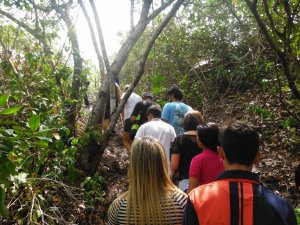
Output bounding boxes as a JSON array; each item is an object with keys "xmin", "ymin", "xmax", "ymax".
[{"xmin": 189, "ymin": 155, "xmax": 201, "ymax": 179}]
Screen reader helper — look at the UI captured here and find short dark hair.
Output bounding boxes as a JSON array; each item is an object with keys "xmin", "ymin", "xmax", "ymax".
[
  {"xmin": 142, "ymin": 92, "xmax": 153, "ymax": 100},
  {"xmin": 147, "ymin": 104, "xmax": 161, "ymax": 118},
  {"xmin": 167, "ymin": 87, "xmax": 183, "ymax": 100},
  {"xmin": 219, "ymin": 122, "xmax": 259, "ymax": 166},
  {"xmin": 183, "ymin": 110, "xmax": 204, "ymax": 131},
  {"xmin": 197, "ymin": 122, "xmax": 219, "ymax": 152}
]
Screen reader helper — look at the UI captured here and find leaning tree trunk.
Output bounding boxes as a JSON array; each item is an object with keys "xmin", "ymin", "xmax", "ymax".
[{"xmin": 77, "ymin": 0, "xmax": 184, "ymax": 175}]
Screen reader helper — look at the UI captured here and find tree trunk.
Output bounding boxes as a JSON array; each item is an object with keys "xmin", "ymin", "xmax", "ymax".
[
  {"xmin": 77, "ymin": 0, "xmax": 183, "ymax": 175},
  {"xmin": 52, "ymin": 1, "xmax": 83, "ymax": 135},
  {"xmin": 130, "ymin": 0, "xmax": 135, "ymax": 31},
  {"xmin": 244, "ymin": 0, "xmax": 300, "ymax": 100}
]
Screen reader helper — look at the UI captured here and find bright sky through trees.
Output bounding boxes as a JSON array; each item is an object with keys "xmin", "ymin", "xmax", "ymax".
[{"xmin": 76, "ymin": 0, "xmax": 130, "ymax": 63}]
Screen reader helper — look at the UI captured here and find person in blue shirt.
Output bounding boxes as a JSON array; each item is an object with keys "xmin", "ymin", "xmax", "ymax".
[{"xmin": 162, "ymin": 87, "xmax": 192, "ymax": 136}]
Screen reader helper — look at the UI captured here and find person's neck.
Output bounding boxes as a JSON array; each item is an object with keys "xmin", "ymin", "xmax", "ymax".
[
  {"xmin": 225, "ymin": 163, "xmax": 253, "ymax": 172},
  {"xmin": 151, "ymin": 117, "xmax": 160, "ymax": 121},
  {"xmin": 184, "ymin": 130, "xmax": 197, "ymax": 135}
]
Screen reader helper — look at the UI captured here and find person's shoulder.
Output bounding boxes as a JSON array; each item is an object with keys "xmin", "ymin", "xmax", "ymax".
[
  {"xmin": 182, "ymin": 102, "xmax": 192, "ymax": 109},
  {"xmin": 170, "ymin": 189, "xmax": 188, "ymax": 204},
  {"xmin": 109, "ymin": 193, "xmax": 127, "ymax": 210},
  {"xmin": 254, "ymin": 185, "xmax": 296, "ymax": 220},
  {"xmin": 132, "ymin": 92, "xmax": 142, "ymax": 99},
  {"xmin": 163, "ymin": 102, "xmax": 173, "ymax": 108},
  {"xmin": 261, "ymin": 186, "xmax": 293, "ymax": 207},
  {"xmin": 189, "ymin": 180, "xmax": 223, "ymax": 199},
  {"xmin": 192, "ymin": 151, "xmax": 204, "ymax": 160},
  {"xmin": 138, "ymin": 121, "xmax": 149, "ymax": 129}
]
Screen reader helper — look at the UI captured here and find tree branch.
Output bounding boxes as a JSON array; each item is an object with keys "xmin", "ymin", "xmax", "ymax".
[
  {"xmin": 89, "ymin": 0, "xmax": 111, "ymax": 73},
  {"xmin": 0, "ymin": 9, "xmax": 50, "ymax": 52},
  {"xmin": 78, "ymin": 0, "xmax": 105, "ymax": 77},
  {"xmin": 148, "ymin": 0, "xmax": 176, "ymax": 21}
]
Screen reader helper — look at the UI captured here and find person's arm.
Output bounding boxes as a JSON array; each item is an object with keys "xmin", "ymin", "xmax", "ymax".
[
  {"xmin": 107, "ymin": 198, "xmax": 121, "ymax": 225},
  {"xmin": 170, "ymin": 135, "xmax": 180, "ymax": 178},
  {"xmin": 122, "ymin": 132, "xmax": 132, "ymax": 151},
  {"xmin": 182, "ymin": 197, "xmax": 199, "ymax": 225},
  {"xmin": 161, "ymin": 103, "xmax": 170, "ymax": 123},
  {"xmin": 187, "ymin": 177, "xmax": 199, "ymax": 194},
  {"xmin": 121, "ymin": 93, "xmax": 125, "ymax": 122},
  {"xmin": 187, "ymin": 157, "xmax": 200, "ymax": 194},
  {"xmin": 170, "ymin": 154, "xmax": 180, "ymax": 178},
  {"xmin": 130, "ymin": 102, "xmax": 141, "ymax": 122}
]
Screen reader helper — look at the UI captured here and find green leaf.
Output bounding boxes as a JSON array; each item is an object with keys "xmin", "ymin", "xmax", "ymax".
[
  {"xmin": 81, "ymin": 177, "xmax": 91, "ymax": 186},
  {"xmin": 0, "ymin": 157, "xmax": 16, "ymax": 178},
  {"xmin": 29, "ymin": 115, "xmax": 40, "ymax": 132},
  {"xmin": 37, "ymin": 136, "xmax": 52, "ymax": 142},
  {"xmin": 0, "ymin": 187, "xmax": 9, "ymax": 218},
  {"xmin": 65, "ymin": 128, "xmax": 70, "ymax": 136},
  {"xmin": 0, "ymin": 105, "xmax": 23, "ymax": 115},
  {"xmin": 0, "ymin": 95, "xmax": 9, "ymax": 107},
  {"xmin": 0, "ymin": 177, "xmax": 10, "ymax": 186},
  {"xmin": 0, "ymin": 204, "xmax": 9, "ymax": 219},
  {"xmin": 4, "ymin": 129, "xmax": 14, "ymax": 136},
  {"xmin": 36, "ymin": 140, "xmax": 48, "ymax": 148},
  {"xmin": 295, "ymin": 208, "xmax": 300, "ymax": 224},
  {"xmin": 68, "ymin": 166, "xmax": 78, "ymax": 182}
]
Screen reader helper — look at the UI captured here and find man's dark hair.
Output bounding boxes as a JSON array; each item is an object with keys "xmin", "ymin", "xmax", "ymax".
[
  {"xmin": 183, "ymin": 110, "xmax": 203, "ymax": 131},
  {"xmin": 142, "ymin": 92, "xmax": 153, "ymax": 100},
  {"xmin": 167, "ymin": 87, "xmax": 183, "ymax": 101},
  {"xmin": 147, "ymin": 104, "xmax": 162, "ymax": 118},
  {"xmin": 197, "ymin": 122, "xmax": 219, "ymax": 152},
  {"xmin": 219, "ymin": 122, "xmax": 260, "ymax": 166}
]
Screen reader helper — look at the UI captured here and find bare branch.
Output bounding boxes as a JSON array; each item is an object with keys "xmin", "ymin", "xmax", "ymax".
[
  {"xmin": 78, "ymin": 0, "xmax": 105, "ymax": 77},
  {"xmin": 89, "ymin": 0, "xmax": 111, "ymax": 73},
  {"xmin": 148, "ymin": 0, "xmax": 176, "ymax": 21}
]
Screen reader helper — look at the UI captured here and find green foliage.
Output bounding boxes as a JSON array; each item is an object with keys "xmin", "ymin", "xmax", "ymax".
[
  {"xmin": 280, "ymin": 117, "xmax": 298, "ymax": 130},
  {"xmin": 80, "ymin": 127, "xmax": 102, "ymax": 146},
  {"xmin": 1, "ymin": 0, "xmax": 31, "ymax": 10},
  {"xmin": 250, "ymin": 104, "xmax": 273, "ymax": 119},
  {"xmin": 81, "ymin": 172, "xmax": 105, "ymax": 205},
  {"xmin": 0, "ymin": 105, "xmax": 23, "ymax": 115},
  {"xmin": 295, "ymin": 208, "xmax": 300, "ymax": 225},
  {"xmin": 28, "ymin": 115, "xmax": 41, "ymax": 132},
  {"xmin": 0, "ymin": 187, "xmax": 9, "ymax": 218}
]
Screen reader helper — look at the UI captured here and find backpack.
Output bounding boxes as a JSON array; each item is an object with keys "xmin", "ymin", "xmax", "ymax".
[{"xmin": 130, "ymin": 113, "xmax": 142, "ymax": 140}]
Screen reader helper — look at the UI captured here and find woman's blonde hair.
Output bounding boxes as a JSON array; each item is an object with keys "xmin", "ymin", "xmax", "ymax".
[{"xmin": 126, "ymin": 137, "xmax": 179, "ymax": 225}]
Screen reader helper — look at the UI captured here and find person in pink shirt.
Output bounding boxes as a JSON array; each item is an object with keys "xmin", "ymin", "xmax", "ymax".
[{"xmin": 187, "ymin": 122, "xmax": 224, "ymax": 193}]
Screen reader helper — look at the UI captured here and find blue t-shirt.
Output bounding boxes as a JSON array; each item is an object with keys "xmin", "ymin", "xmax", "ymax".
[{"xmin": 162, "ymin": 102, "xmax": 192, "ymax": 136}]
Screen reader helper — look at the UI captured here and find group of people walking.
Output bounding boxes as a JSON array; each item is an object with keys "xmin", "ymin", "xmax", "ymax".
[{"xmin": 107, "ymin": 86, "xmax": 297, "ymax": 225}]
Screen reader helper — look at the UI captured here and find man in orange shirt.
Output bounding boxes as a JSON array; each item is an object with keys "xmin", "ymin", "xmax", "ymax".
[{"xmin": 182, "ymin": 122, "xmax": 297, "ymax": 225}]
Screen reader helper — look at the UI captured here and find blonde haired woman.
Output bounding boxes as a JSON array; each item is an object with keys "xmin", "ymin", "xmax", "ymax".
[{"xmin": 108, "ymin": 137, "xmax": 187, "ymax": 225}]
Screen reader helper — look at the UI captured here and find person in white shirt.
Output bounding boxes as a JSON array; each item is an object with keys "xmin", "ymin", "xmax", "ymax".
[
  {"xmin": 135, "ymin": 104, "xmax": 176, "ymax": 174},
  {"xmin": 121, "ymin": 85, "xmax": 142, "ymax": 151}
]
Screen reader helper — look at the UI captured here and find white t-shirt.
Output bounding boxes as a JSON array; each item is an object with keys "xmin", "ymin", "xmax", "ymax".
[
  {"xmin": 135, "ymin": 118, "xmax": 176, "ymax": 172},
  {"xmin": 121, "ymin": 92, "xmax": 142, "ymax": 120}
]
